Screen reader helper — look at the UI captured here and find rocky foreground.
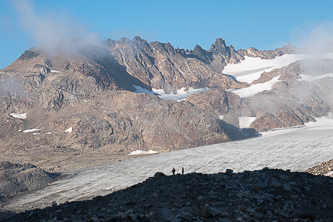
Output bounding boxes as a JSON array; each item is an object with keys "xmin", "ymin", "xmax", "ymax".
[{"xmin": 2, "ymin": 167, "xmax": 333, "ymax": 222}]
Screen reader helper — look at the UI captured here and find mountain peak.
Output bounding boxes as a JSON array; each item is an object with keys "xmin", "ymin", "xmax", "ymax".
[
  {"xmin": 278, "ymin": 43, "xmax": 297, "ymax": 53},
  {"xmin": 209, "ymin": 38, "xmax": 228, "ymax": 53},
  {"xmin": 214, "ymin": 38, "xmax": 227, "ymax": 46},
  {"xmin": 117, "ymin": 37, "xmax": 131, "ymax": 44}
]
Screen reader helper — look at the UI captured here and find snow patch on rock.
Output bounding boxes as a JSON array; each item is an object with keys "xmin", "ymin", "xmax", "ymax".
[
  {"xmin": 65, "ymin": 127, "xmax": 73, "ymax": 133},
  {"xmin": 239, "ymin": 117, "xmax": 256, "ymax": 128},
  {"xmin": 128, "ymin": 150, "xmax": 158, "ymax": 155},
  {"xmin": 23, "ymin": 129, "xmax": 41, "ymax": 133},
  {"xmin": 227, "ymin": 75, "xmax": 281, "ymax": 98},
  {"xmin": 10, "ymin": 113, "xmax": 27, "ymax": 119}
]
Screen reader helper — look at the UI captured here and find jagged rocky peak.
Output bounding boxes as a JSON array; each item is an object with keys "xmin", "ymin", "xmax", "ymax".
[
  {"xmin": 104, "ymin": 38, "xmax": 115, "ymax": 47},
  {"xmin": 229, "ymin": 45, "xmax": 236, "ymax": 52},
  {"xmin": 117, "ymin": 37, "xmax": 131, "ymax": 44},
  {"xmin": 164, "ymin": 42, "xmax": 176, "ymax": 54},
  {"xmin": 18, "ymin": 48, "xmax": 41, "ymax": 61},
  {"xmin": 104, "ymin": 37, "xmax": 133, "ymax": 50},
  {"xmin": 209, "ymin": 38, "xmax": 229, "ymax": 54},
  {"xmin": 276, "ymin": 43, "xmax": 297, "ymax": 54},
  {"xmin": 243, "ymin": 47, "xmax": 260, "ymax": 56},
  {"xmin": 192, "ymin": 44, "xmax": 205, "ymax": 54},
  {"xmin": 148, "ymin": 40, "xmax": 175, "ymax": 55},
  {"xmin": 192, "ymin": 44, "xmax": 210, "ymax": 62},
  {"xmin": 237, "ymin": 43, "xmax": 297, "ymax": 59},
  {"xmin": 132, "ymin": 36, "xmax": 148, "ymax": 45},
  {"xmin": 132, "ymin": 36, "xmax": 150, "ymax": 50}
]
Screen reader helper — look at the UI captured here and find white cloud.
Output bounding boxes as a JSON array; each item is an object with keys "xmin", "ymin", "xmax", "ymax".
[
  {"xmin": 297, "ymin": 73, "xmax": 333, "ymax": 82},
  {"xmin": 295, "ymin": 21, "xmax": 333, "ymax": 53},
  {"xmin": 13, "ymin": 0, "xmax": 101, "ymax": 55}
]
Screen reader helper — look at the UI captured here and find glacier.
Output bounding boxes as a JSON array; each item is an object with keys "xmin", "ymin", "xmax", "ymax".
[{"xmin": 3, "ymin": 114, "xmax": 333, "ymax": 209}]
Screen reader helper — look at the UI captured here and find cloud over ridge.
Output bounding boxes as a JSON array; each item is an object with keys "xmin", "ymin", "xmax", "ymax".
[{"xmin": 13, "ymin": 0, "xmax": 101, "ymax": 55}]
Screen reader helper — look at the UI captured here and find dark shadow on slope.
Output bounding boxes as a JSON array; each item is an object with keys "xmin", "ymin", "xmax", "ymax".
[
  {"xmin": 0, "ymin": 161, "xmax": 62, "ymax": 207},
  {"xmin": 80, "ymin": 45, "xmax": 152, "ymax": 92},
  {"xmin": 3, "ymin": 168, "xmax": 333, "ymax": 221},
  {"xmin": 218, "ymin": 119, "xmax": 260, "ymax": 141},
  {"xmin": 0, "ymin": 211, "xmax": 15, "ymax": 221},
  {"xmin": 222, "ymin": 74, "xmax": 237, "ymax": 81}
]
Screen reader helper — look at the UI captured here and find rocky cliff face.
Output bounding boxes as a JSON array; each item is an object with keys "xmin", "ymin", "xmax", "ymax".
[
  {"xmin": 105, "ymin": 37, "xmax": 244, "ymax": 93},
  {"xmin": 104, "ymin": 37, "xmax": 295, "ymax": 93}
]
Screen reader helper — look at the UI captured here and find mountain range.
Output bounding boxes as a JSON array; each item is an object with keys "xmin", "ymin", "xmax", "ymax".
[
  {"xmin": 0, "ymin": 37, "xmax": 332, "ymax": 172},
  {"xmin": 1, "ymin": 36, "xmax": 333, "ymax": 220}
]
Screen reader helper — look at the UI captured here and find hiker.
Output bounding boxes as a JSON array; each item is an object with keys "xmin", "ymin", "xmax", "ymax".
[
  {"xmin": 182, "ymin": 167, "xmax": 184, "ymax": 174},
  {"xmin": 172, "ymin": 168, "xmax": 176, "ymax": 175}
]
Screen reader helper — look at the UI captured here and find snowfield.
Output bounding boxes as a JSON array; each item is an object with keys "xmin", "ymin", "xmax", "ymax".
[
  {"xmin": 223, "ymin": 53, "xmax": 333, "ymax": 83},
  {"xmin": 4, "ymin": 115, "xmax": 333, "ymax": 209}
]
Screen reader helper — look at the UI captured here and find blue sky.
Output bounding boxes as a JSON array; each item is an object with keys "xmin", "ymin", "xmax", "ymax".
[{"xmin": 1, "ymin": 0, "xmax": 333, "ymax": 69}]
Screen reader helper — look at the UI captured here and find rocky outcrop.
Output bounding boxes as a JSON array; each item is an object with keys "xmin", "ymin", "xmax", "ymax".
[
  {"xmin": 207, "ymin": 38, "xmax": 245, "ymax": 72},
  {"xmin": 0, "ymin": 161, "xmax": 58, "ymax": 201},
  {"xmin": 238, "ymin": 43, "xmax": 296, "ymax": 59},
  {"xmin": 104, "ymin": 37, "xmax": 295, "ymax": 93},
  {"xmin": 305, "ymin": 159, "xmax": 333, "ymax": 176},
  {"xmin": 3, "ymin": 168, "xmax": 333, "ymax": 221}
]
